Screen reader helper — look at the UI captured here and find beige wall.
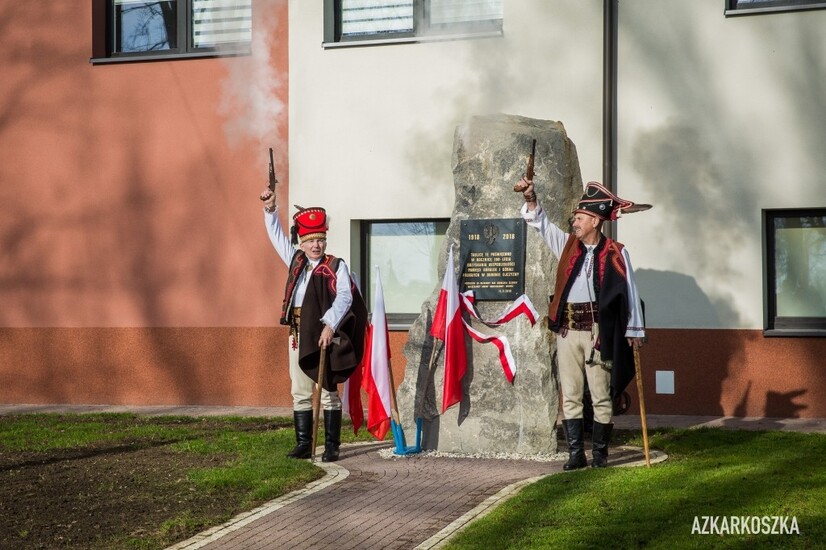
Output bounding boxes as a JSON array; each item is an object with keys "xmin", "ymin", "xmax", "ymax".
[
  {"xmin": 288, "ymin": 0, "xmax": 606, "ymax": 265},
  {"xmin": 289, "ymin": 0, "xmax": 826, "ymax": 331},
  {"xmin": 616, "ymin": 0, "xmax": 826, "ymax": 329},
  {"xmin": 286, "ymin": 1, "xmax": 826, "ymax": 419}
]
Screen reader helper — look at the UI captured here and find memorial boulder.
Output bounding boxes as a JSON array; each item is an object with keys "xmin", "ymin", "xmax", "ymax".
[{"xmin": 395, "ymin": 113, "xmax": 583, "ymax": 455}]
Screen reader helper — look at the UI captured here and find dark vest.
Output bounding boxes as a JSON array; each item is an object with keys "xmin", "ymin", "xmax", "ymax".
[{"xmin": 280, "ymin": 251, "xmax": 367, "ymax": 390}]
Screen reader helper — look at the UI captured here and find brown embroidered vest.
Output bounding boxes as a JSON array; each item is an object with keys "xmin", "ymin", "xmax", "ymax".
[{"xmin": 548, "ymin": 234, "xmax": 626, "ymax": 332}]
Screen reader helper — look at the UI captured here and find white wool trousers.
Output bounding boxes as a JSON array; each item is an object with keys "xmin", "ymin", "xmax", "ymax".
[
  {"xmin": 289, "ymin": 335, "xmax": 341, "ymax": 412},
  {"xmin": 556, "ymin": 326, "xmax": 613, "ymax": 424}
]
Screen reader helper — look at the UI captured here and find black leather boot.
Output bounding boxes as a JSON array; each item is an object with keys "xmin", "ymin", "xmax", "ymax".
[
  {"xmin": 287, "ymin": 410, "xmax": 313, "ymax": 459},
  {"xmin": 562, "ymin": 418, "xmax": 587, "ymax": 471},
  {"xmin": 591, "ymin": 421, "xmax": 614, "ymax": 468},
  {"xmin": 322, "ymin": 409, "xmax": 342, "ymax": 462}
]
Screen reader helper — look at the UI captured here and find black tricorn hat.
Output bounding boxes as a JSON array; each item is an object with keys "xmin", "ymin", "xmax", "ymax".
[{"xmin": 575, "ymin": 181, "xmax": 651, "ymax": 221}]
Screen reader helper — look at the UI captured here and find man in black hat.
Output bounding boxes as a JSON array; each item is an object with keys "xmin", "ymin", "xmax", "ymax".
[
  {"xmin": 259, "ymin": 189, "xmax": 366, "ymax": 462},
  {"xmin": 520, "ymin": 177, "xmax": 646, "ymax": 469}
]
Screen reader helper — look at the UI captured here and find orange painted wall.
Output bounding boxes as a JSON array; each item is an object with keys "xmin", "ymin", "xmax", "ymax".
[
  {"xmin": 0, "ymin": 327, "xmax": 409, "ymax": 408},
  {"xmin": 0, "ymin": 2, "xmax": 296, "ymax": 407},
  {"xmin": 623, "ymin": 329, "xmax": 826, "ymax": 418},
  {"xmin": 1, "ymin": 2, "xmax": 290, "ymax": 329}
]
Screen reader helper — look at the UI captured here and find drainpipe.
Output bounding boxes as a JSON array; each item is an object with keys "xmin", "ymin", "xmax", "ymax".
[{"xmin": 603, "ymin": 0, "xmax": 618, "ymax": 238}]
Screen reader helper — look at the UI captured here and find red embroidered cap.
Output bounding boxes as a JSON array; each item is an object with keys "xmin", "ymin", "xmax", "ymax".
[{"xmin": 292, "ymin": 207, "xmax": 328, "ymax": 243}]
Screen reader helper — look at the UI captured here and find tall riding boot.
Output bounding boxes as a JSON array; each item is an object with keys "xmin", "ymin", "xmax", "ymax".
[
  {"xmin": 287, "ymin": 410, "xmax": 313, "ymax": 459},
  {"xmin": 562, "ymin": 418, "xmax": 587, "ymax": 471},
  {"xmin": 322, "ymin": 409, "xmax": 342, "ymax": 462},
  {"xmin": 591, "ymin": 421, "xmax": 614, "ymax": 468}
]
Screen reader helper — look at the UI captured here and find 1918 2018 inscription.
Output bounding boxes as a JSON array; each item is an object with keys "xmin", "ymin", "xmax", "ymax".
[{"xmin": 459, "ymin": 218, "xmax": 526, "ymax": 301}]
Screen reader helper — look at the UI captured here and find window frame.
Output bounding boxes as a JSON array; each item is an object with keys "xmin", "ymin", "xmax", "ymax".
[
  {"xmin": 762, "ymin": 207, "xmax": 826, "ymax": 337},
  {"xmin": 358, "ymin": 218, "xmax": 450, "ymax": 330},
  {"xmin": 725, "ymin": 0, "xmax": 826, "ymax": 16},
  {"xmin": 323, "ymin": 0, "xmax": 503, "ymax": 49},
  {"xmin": 90, "ymin": 0, "xmax": 252, "ymax": 64}
]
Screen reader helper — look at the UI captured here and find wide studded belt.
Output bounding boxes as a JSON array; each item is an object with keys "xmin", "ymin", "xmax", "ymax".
[{"xmin": 562, "ymin": 302, "xmax": 597, "ymax": 331}]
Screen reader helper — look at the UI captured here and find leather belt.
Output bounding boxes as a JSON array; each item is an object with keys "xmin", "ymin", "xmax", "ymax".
[{"xmin": 562, "ymin": 302, "xmax": 597, "ymax": 331}]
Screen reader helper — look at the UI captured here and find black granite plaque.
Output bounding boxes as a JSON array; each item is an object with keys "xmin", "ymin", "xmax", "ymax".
[{"xmin": 459, "ymin": 218, "xmax": 526, "ymax": 301}]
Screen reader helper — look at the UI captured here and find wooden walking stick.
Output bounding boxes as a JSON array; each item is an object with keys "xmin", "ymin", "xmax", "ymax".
[
  {"xmin": 311, "ymin": 343, "xmax": 327, "ymax": 463},
  {"xmin": 633, "ymin": 345, "xmax": 651, "ymax": 468}
]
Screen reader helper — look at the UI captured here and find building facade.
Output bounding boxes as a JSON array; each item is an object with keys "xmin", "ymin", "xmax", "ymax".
[{"xmin": 2, "ymin": 0, "xmax": 825, "ymax": 418}]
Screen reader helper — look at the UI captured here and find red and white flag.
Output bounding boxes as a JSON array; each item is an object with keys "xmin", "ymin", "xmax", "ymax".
[
  {"xmin": 342, "ymin": 366, "xmax": 364, "ymax": 434},
  {"xmin": 432, "ymin": 244, "xmax": 468, "ymax": 413},
  {"xmin": 360, "ymin": 268, "xmax": 393, "ymax": 440}
]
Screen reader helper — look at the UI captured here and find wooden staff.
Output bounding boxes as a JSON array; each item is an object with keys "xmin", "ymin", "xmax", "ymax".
[
  {"xmin": 633, "ymin": 345, "xmax": 651, "ymax": 468},
  {"xmin": 311, "ymin": 344, "xmax": 327, "ymax": 463}
]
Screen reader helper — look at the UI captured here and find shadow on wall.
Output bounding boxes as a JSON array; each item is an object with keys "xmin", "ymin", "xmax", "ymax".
[
  {"xmin": 634, "ymin": 268, "xmax": 743, "ymax": 417},
  {"xmin": 635, "ymin": 268, "xmax": 740, "ymax": 329},
  {"xmin": 634, "ymin": 269, "xmax": 820, "ymax": 418}
]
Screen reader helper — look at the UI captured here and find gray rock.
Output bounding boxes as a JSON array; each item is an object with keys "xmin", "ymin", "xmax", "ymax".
[{"xmin": 396, "ymin": 113, "xmax": 583, "ymax": 456}]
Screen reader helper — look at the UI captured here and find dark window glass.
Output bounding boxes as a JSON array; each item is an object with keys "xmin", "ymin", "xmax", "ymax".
[
  {"xmin": 94, "ymin": 0, "xmax": 251, "ymax": 63},
  {"xmin": 113, "ymin": 1, "xmax": 178, "ymax": 53},
  {"xmin": 326, "ymin": 0, "xmax": 502, "ymax": 46},
  {"xmin": 726, "ymin": 0, "xmax": 826, "ymax": 15}
]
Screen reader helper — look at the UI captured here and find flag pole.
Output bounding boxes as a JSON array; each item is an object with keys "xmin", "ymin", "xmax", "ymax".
[
  {"xmin": 633, "ymin": 346, "xmax": 651, "ymax": 467},
  {"xmin": 387, "ymin": 358, "xmax": 402, "ymax": 425},
  {"xmin": 416, "ymin": 340, "xmax": 440, "ymax": 418},
  {"xmin": 311, "ymin": 344, "xmax": 327, "ymax": 463}
]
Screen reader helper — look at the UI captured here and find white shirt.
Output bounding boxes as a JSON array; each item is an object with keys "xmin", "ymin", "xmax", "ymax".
[
  {"xmin": 521, "ymin": 203, "xmax": 646, "ymax": 338},
  {"xmin": 264, "ymin": 207, "xmax": 353, "ymax": 331}
]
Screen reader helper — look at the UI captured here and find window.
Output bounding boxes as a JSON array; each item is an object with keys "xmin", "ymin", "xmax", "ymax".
[
  {"xmin": 91, "ymin": 0, "xmax": 251, "ymax": 63},
  {"xmin": 763, "ymin": 208, "xmax": 826, "ymax": 336},
  {"xmin": 725, "ymin": 0, "xmax": 826, "ymax": 16},
  {"xmin": 324, "ymin": 0, "xmax": 503, "ymax": 47},
  {"xmin": 359, "ymin": 219, "xmax": 449, "ymax": 329}
]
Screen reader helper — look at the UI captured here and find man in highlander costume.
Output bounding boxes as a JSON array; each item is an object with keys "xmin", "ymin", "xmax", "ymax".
[
  {"xmin": 519, "ymin": 177, "xmax": 647, "ymax": 469},
  {"xmin": 260, "ymin": 189, "xmax": 366, "ymax": 462}
]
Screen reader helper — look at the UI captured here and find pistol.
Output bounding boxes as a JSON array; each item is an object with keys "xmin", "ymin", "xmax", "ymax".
[
  {"xmin": 268, "ymin": 147, "xmax": 278, "ymax": 192},
  {"xmin": 513, "ymin": 139, "xmax": 536, "ymax": 192}
]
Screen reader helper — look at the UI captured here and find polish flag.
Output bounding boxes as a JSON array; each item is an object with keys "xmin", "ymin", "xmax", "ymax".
[
  {"xmin": 342, "ymin": 364, "xmax": 364, "ymax": 434},
  {"xmin": 360, "ymin": 268, "xmax": 392, "ymax": 440},
  {"xmin": 432, "ymin": 244, "xmax": 468, "ymax": 413}
]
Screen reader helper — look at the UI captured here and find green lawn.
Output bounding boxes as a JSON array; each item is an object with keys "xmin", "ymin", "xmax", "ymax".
[
  {"xmin": 2, "ymin": 415, "xmax": 823, "ymax": 549},
  {"xmin": 0, "ymin": 413, "xmax": 380, "ymax": 549},
  {"xmin": 446, "ymin": 428, "xmax": 825, "ymax": 549}
]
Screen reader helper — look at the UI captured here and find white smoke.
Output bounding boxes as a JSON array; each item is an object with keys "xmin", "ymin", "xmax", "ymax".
[{"xmin": 218, "ymin": 0, "xmax": 285, "ymax": 162}]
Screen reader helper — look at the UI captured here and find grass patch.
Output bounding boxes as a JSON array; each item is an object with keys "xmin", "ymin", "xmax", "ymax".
[
  {"xmin": 0, "ymin": 413, "xmax": 382, "ymax": 550},
  {"xmin": 446, "ymin": 428, "xmax": 825, "ymax": 549}
]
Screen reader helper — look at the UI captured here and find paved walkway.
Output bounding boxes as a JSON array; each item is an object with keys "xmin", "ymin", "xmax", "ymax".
[
  {"xmin": 2, "ymin": 405, "xmax": 824, "ymax": 549},
  {"xmin": 168, "ymin": 441, "xmax": 653, "ymax": 550}
]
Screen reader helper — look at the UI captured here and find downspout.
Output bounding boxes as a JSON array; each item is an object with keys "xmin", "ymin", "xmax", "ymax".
[{"xmin": 603, "ymin": 0, "xmax": 618, "ymax": 238}]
